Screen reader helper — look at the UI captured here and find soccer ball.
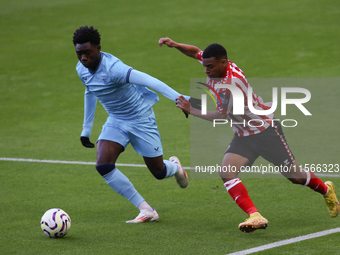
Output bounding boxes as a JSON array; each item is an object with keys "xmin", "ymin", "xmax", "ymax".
[{"xmin": 40, "ymin": 208, "xmax": 71, "ymax": 238}]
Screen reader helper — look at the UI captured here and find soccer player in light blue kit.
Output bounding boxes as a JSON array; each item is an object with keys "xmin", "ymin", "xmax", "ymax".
[{"xmin": 73, "ymin": 26, "xmax": 188, "ymax": 223}]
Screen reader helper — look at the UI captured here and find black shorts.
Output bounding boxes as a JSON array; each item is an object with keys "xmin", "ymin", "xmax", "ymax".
[{"xmin": 226, "ymin": 121, "xmax": 295, "ymax": 167}]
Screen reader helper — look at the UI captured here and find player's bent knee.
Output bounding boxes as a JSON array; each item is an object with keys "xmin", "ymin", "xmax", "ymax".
[{"xmin": 96, "ymin": 164, "xmax": 116, "ymax": 176}]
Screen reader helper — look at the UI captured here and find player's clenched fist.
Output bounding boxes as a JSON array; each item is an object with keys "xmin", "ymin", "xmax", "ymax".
[{"xmin": 158, "ymin": 37, "xmax": 177, "ymax": 48}]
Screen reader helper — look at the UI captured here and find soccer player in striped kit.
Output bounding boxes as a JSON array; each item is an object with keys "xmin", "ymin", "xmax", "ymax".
[
  {"xmin": 159, "ymin": 37, "xmax": 339, "ymax": 233},
  {"xmin": 73, "ymin": 27, "xmax": 189, "ymax": 223}
]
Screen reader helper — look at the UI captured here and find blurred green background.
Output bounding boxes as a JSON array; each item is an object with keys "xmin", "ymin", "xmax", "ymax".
[{"xmin": 1, "ymin": 0, "xmax": 339, "ymax": 254}]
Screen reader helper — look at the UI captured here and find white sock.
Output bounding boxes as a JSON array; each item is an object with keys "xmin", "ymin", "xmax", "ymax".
[
  {"xmin": 137, "ymin": 201, "xmax": 153, "ymax": 212},
  {"xmin": 164, "ymin": 160, "xmax": 178, "ymax": 178}
]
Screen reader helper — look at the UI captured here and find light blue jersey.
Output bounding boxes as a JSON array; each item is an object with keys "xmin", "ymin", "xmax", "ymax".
[
  {"xmin": 76, "ymin": 51, "xmax": 187, "ymax": 156},
  {"xmin": 77, "ymin": 52, "xmax": 159, "ymax": 121}
]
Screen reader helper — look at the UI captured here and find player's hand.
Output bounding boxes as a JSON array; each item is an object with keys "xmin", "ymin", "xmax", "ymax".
[
  {"xmin": 80, "ymin": 136, "xmax": 95, "ymax": 148},
  {"xmin": 176, "ymin": 96, "xmax": 190, "ymax": 116},
  {"xmin": 158, "ymin": 37, "xmax": 177, "ymax": 48}
]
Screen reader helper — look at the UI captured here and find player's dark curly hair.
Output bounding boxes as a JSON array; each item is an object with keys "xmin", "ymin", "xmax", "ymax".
[
  {"xmin": 202, "ymin": 43, "xmax": 228, "ymax": 60},
  {"xmin": 73, "ymin": 26, "xmax": 101, "ymax": 46}
]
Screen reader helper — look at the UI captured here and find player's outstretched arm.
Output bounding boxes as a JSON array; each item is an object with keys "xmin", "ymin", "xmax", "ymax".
[
  {"xmin": 176, "ymin": 96, "xmax": 227, "ymax": 122},
  {"xmin": 158, "ymin": 37, "xmax": 201, "ymax": 59},
  {"xmin": 129, "ymin": 69, "xmax": 190, "ymax": 102}
]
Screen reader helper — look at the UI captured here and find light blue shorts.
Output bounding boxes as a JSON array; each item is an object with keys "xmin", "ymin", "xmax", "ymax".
[{"xmin": 98, "ymin": 109, "xmax": 163, "ymax": 158}]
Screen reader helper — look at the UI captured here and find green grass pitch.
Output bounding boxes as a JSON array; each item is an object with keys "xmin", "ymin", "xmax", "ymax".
[{"xmin": 1, "ymin": 0, "xmax": 340, "ymax": 254}]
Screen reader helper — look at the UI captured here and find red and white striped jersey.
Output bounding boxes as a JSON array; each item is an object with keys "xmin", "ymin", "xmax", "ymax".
[{"xmin": 197, "ymin": 51, "xmax": 274, "ymax": 137}]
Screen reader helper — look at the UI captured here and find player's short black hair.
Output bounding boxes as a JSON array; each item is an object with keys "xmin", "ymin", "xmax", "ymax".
[
  {"xmin": 202, "ymin": 43, "xmax": 228, "ymax": 60},
  {"xmin": 73, "ymin": 26, "xmax": 101, "ymax": 46}
]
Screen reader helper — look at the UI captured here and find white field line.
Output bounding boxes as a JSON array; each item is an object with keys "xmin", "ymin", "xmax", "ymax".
[
  {"xmin": 0, "ymin": 157, "xmax": 146, "ymax": 168},
  {"xmin": 227, "ymin": 227, "xmax": 340, "ymax": 255},
  {"xmin": 0, "ymin": 157, "xmax": 193, "ymax": 169},
  {"xmin": 1, "ymin": 158, "xmax": 340, "ymax": 177}
]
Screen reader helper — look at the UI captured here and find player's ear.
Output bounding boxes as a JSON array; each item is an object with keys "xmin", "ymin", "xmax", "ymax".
[
  {"xmin": 221, "ymin": 58, "xmax": 228, "ymax": 67},
  {"xmin": 97, "ymin": 44, "xmax": 101, "ymax": 51}
]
